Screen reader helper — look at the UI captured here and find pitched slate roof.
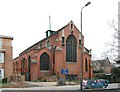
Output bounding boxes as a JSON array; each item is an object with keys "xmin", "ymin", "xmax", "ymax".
[
  {"xmin": 92, "ymin": 58, "xmax": 111, "ymax": 67},
  {"xmin": 19, "ymin": 22, "xmax": 68, "ymax": 56}
]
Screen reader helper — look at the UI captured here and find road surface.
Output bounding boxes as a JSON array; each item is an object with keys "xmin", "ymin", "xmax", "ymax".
[{"xmin": 0, "ymin": 83, "xmax": 120, "ymax": 92}]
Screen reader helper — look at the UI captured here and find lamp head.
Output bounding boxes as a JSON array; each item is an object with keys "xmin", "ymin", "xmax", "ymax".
[{"xmin": 85, "ymin": 2, "xmax": 91, "ymax": 6}]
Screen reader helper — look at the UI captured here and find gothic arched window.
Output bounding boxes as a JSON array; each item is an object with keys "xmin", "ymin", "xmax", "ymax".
[
  {"xmin": 66, "ymin": 35, "xmax": 77, "ymax": 62},
  {"xmin": 40, "ymin": 52, "xmax": 50, "ymax": 70}
]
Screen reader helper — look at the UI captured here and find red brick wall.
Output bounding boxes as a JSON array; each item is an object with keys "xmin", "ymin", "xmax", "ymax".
[
  {"xmin": 2, "ymin": 38, "xmax": 13, "ymax": 81},
  {"xmin": 83, "ymin": 53, "xmax": 92, "ymax": 79}
]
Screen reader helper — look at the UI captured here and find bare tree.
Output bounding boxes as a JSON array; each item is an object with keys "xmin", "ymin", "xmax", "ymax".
[{"xmin": 101, "ymin": 17, "xmax": 120, "ymax": 62}]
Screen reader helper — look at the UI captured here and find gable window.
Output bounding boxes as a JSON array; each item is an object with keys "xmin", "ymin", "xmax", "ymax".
[
  {"xmin": 70, "ymin": 23, "xmax": 74, "ymax": 33},
  {"xmin": 40, "ymin": 52, "xmax": 50, "ymax": 70},
  {"xmin": 66, "ymin": 35, "xmax": 77, "ymax": 62},
  {"xmin": 85, "ymin": 58, "xmax": 88, "ymax": 71},
  {"xmin": 71, "ymin": 23, "xmax": 73, "ymax": 30},
  {"xmin": 0, "ymin": 53, "xmax": 4, "ymax": 63},
  {"xmin": 69, "ymin": 21, "xmax": 74, "ymax": 33},
  {"xmin": 0, "ymin": 69, "xmax": 4, "ymax": 79}
]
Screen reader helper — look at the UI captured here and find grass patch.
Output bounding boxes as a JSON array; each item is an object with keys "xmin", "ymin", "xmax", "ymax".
[
  {"xmin": 0, "ymin": 83, "xmax": 15, "ymax": 88},
  {"xmin": 0, "ymin": 83, "xmax": 9, "ymax": 86}
]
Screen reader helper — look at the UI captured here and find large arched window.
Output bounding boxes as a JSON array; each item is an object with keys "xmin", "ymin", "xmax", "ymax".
[
  {"xmin": 66, "ymin": 35, "xmax": 77, "ymax": 62},
  {"xmin": 40, "ymin": 52, "xmax": 50, "ymax": 70}
]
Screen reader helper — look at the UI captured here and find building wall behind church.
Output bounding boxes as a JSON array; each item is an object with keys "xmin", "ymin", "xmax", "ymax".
[{"xmin": 0, "ymin": 36, "xmax": 13, "ymax": 81}]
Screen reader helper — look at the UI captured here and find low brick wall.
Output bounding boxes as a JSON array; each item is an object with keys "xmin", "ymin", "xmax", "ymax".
[
  {"xmin": 10, "ymin": 75, "xmax": 25, "ymax": 88},
  {"xmin": 46, "ymin": 76, "xmax": 58, "ymax": 82}
]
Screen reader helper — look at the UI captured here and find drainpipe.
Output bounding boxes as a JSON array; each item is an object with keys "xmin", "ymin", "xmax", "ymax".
[{"xmin": 53, "ymin": 45, "xmax": 56, "ymax": 75}]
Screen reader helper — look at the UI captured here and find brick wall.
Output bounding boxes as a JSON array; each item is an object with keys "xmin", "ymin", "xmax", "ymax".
[{"xmin": 1, "ymin": 36, "xmax": 13, "ymax": 81}]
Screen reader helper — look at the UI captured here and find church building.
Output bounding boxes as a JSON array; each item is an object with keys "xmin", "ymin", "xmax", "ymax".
[{"xmin": 13, "ymin": 20, "xmax": 92, "ymax": 81}]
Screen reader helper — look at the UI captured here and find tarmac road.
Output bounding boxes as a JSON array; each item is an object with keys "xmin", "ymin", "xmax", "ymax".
[{"xmin": 0, "ymin": 82, "xmax": 120, "ymax": 92}]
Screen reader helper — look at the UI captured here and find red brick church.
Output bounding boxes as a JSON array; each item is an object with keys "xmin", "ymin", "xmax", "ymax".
[{"xmin": 13, "ymin": 20, "xmax": 92, "ymax": 81}]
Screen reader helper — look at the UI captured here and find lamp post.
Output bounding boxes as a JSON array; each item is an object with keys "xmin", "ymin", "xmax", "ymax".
[{"xmin": 80, "ymin": 2, "xmax": 91, "ymax": 90}]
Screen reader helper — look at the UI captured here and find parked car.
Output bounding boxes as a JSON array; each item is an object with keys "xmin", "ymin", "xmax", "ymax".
[
  {"xmin": 99, "ymin": 79, "xmax": 109, "ymax": 88},
  {"xmin": 82, "ymin": 79, "xmax": 90, "ymax": 89},
  {"xmin": 82, "ymin": 79, "xmax": 109, "ymax": 89}
]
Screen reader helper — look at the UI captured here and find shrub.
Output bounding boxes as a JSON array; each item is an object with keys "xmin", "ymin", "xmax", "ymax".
[
  {"xmin": 38, "ymin": 78, "xmax": 46, "ymax": 82},
  {"xmin": 0, "ymin": 78, "xmax": 7, "ymax": 83}
]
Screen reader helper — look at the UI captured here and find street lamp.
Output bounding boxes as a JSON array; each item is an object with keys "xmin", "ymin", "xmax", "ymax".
[{"xmin": 80, "ymin": 2, "xmax": 91, "ymax": 90}]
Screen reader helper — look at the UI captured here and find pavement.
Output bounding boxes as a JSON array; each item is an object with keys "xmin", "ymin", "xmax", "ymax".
[
  {"xmin": 25, "ymin": 81, "xmax": 58, "ymax": 87},
  {"xmin": 25, "ymin": 81, "xmax": 77, "ymax": 87},
  {"xmin": 0, "ymin": 82, "xmax": 80, "ymax": 91}
]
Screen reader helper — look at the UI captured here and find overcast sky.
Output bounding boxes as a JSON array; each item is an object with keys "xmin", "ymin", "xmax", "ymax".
[{"xmin": 0, "ymin": 0, "xmax": 119, "ymax": 59}]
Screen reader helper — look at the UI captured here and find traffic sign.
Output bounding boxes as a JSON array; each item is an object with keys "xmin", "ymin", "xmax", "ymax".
[{"xmin": 61, "ymin": 68, "xmax": 68, "ymax": 75}]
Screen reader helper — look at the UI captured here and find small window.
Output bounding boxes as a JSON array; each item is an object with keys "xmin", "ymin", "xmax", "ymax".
[
  {"xmin": 0, "ymin": 53, "xmax": 4, "ymax": 63},
  {"xmin": 0, "ymin": 69, "xmax": 4, "ymax": 79},
  {"xmin": 85, "ymin": 58, "xmax": 88, "ymax": 71},
  {"xmin": 62, "ymin": 37, "xmax": 64, "ymax": 46}
]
